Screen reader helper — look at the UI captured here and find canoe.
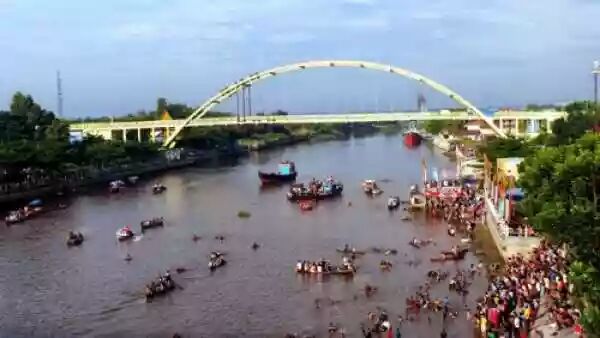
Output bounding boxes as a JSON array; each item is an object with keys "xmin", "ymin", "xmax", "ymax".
[{"xmin": 336, "ymin": 248, "xmax": 366, "ymax": 255}]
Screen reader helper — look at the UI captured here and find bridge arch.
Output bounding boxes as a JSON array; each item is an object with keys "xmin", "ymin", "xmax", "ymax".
[{"xmin": 164, "ymin": 60, "xmax": 505, "ymax": 147}]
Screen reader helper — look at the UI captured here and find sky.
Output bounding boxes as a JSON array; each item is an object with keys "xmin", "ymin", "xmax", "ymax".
[{"xmin": 1, "ymin": 0, "xmax": 599, "ymax": 117}]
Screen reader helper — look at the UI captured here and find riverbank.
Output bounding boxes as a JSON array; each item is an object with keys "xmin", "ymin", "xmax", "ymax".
[
  {"xmin": 1, "ymin": 123, "xmax": 405, "ymax": 205},
  {"xmin": 235, "ymin": 122, "xmax": 402, "ymax": 151},
  {"xmin": 0, "ymin": 152, "xmax": 203, "ymax": 205}
]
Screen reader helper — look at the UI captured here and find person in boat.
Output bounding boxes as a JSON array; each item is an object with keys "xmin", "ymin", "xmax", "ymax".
[
  {"xmin": 450, "ymin": 245, "xmax": 459, "ymax": 257},
  {"xmin": 410, "ymin": 237, "xmax": 419, "ymax": 247},
  {"xmin": 68, "ymin": 231, "xmax": 76, "ymax": 240}
]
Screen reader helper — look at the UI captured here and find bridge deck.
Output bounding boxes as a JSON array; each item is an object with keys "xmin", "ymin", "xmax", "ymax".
[{"xmin": 71, "ymin": 110, "xmax": 566, "ymax": 132}]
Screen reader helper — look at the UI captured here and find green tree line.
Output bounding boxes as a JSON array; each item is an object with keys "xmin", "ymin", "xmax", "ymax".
[{"xmin": 0, "ymin": 92, "xmax": 159, "ymax": 190}]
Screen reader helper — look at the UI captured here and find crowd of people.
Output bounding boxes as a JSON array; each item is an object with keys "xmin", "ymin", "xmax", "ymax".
[{"xmin": 473, "ymin": 241, "xmax": 581, "ymax": 337}]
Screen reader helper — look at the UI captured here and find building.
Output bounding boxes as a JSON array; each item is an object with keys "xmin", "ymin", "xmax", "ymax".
[{"xmin": 463, "ymin": 120, "xmax": 497, "ymax": 141}]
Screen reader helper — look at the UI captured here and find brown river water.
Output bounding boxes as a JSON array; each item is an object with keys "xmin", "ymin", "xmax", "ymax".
[{"xmin": 0, "ymin": 134, "xmax": 488, "ymax": 337}]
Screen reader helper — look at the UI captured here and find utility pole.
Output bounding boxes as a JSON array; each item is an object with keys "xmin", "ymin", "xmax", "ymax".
[
  {"xmin": 56, "ymin": 70, "xmax": 63, "ymax": 117},
  {"xmin": 236, "ymin": 91, "xmax": 240, "ymax": 123},
  {"xmin": 241, "ymin": 85, "xmax": 246, "ymax": 122},
  {"xmin": 593, "ymin": 60, "xmax": 600, "ymax": 105},
  {"xmin": 247, "ymin": 84, "xmax": 252, "ymax": 117}
]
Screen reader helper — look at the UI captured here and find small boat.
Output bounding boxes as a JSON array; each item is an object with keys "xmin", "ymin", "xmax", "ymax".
[
  {"xmin": 379, "ymin": 260, "xmax": 393, "ymax": 270},
  {"xmin": 152, "ymin": 183, "xmax": 167, "ymax": 194},
  {"xmin": 127, "ymin": 176, "xmax": 139, "ymax": 185},
  {"xmin": 430, "ymin": 248, "xmax": 468, "ymax": 262},
  {"xmin": 362, "ymin": 180, "xmax": 383, "ymax": 196},
  {"xmin": 209, "ymin": 252, "xmax": 227, "ymax": 270},
  {"xmin": 387, "ymin": 196, "xmax": 400, "ymax": 210},
  {"xmin": 116, "ymin": 226, "xmax": 135, "ymax": 241},
  {"xmin": 296, "ymin": 265, "xmax": 355, "ymax": 276},
  {"xmin": 409, "ymin": 239, "xmax": 421, "ymax": 249},
  {"xmin": 66, "ymin": 232, "xmax": 84, "ymax": 246},
  {"xmin": 408, "ymin": 185, "xmax": 426, "ymax": 209},
  {"xmin": 336, "ymin": 247, "xmax": 366, "ymax": 255},
  {"xmin": 409, "ymin": 238, "xmax": 433, "ymax": 249},
  {"xmin": 299, "ymin": 200, "xmax": 314, "ymax": 211},
  {"xmin": 5, "ymin": 211, "xmax": 25, "ymax": 226},
  {"xmin": 258, "ymin": 161, "xmax": 297, "ymax": 185},
  {"xmin": 370, "ymin": 247, "xmax": 398, "ymax": 255},
  {"xmin": 287, "ymin": 178, "xmax": 343, "ymax": 201},
  {"xmin": 109, "ymin": 180, "xmax": 125, "ymax": 193},
  {"xmin": 141, "ymin": 217, "xmax": 164, "ymax": 231},
  {"xmin": 145, "ymin": 273, "xmax": 175, "ymax": 300}
]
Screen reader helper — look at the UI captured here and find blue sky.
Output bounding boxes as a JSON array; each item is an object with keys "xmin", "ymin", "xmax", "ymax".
[{"xmin": 1, "ymin": 0, "xmax": 599, "ymax": 117}]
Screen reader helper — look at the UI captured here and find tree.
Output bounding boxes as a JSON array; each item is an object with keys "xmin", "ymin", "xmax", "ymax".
[
  {"xmin": 550, "ymin": 101, "xmax": 600, "ymax": 145},
  {"xmin": 155, "ymin": 97, "xmax": 168, "ymax": 119},
  {"xmin": 478, "ymin": 137, "xmax": 532, "ymax": 163},
  {"xmin": 422, "ymin": 120, "xmax": 445, "ymax": 134},
  {"xmin": 518, "ymin": 133, "xmax": 600, "ymax": 333}
]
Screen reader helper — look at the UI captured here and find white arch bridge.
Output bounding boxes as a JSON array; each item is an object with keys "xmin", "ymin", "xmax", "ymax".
[{"xmin": 69, "ymin": 60, "xmax": 566, "ymax": 146}]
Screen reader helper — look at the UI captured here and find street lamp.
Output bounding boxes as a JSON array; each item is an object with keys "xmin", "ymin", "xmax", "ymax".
[{"xmin": 593, "ymin": 60, "xmax": 600, "ymax": 104}]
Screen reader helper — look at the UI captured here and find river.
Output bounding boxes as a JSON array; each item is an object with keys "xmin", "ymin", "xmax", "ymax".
[{"xmin": 0, "ymin": 134, "xmax": 488, "ymax": 337}]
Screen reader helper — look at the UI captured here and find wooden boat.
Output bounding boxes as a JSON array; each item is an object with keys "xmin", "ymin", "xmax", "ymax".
[
  {"xmin": 296, "ymin": 267, "xmax": 355, "ymax": 276},
  {"xmin": 362, "ymin": 180, "xmax": 383, "ymax": 196},
  {"xmin": 336, "ymin": 248, "xmax": 366, "ymax": 255},
  {"xmin": 430, "ymin": 249, "xmax": 468, "ymax": 262},
  {"xmin": 209, "ymin": 252, "xmax": 227, "ymax": 270},
  {"xmin": 287, "ymin": 179, "xmax": 343, "ymax": 201},
  {"xmin": 258, "ymin": 161, "xmax": 297, "ymax": 185},
  {"xmin": 66, "ymin": 232, "xmax": 84, "ymax": 246},
  {"xmin": 408, "ymin": 185, "xmax": 426, "ymax": 209},
  {"xmin": 141, "ymin": 217, "xmax": 164, "ymax": 231},
  {"xmin": 109, "ymin": 180, "xmax": 124, "ymax": 193},
  {"xmin": 5, "ymin": 211, "xmax": 25, "ymax": 226},
  {"xmin": 152, "ymin": 184, "xmax": 167, "ymax": 194},
  {"xmin": 145, "ymin": 274, "xmax": 175, "ymax": 300}
]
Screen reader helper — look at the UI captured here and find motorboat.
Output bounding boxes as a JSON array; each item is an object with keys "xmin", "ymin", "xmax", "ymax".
[
  {"xmin": 258, "ymin": 161, "xmax": 297, "ymax": 185},
  {"xmin": 116, "ymin": 226, "xmax": 135, "ymax": 241},
  {"xmin": 287, "ymin": 178, "xmax": 343, "ymax": 201}
]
